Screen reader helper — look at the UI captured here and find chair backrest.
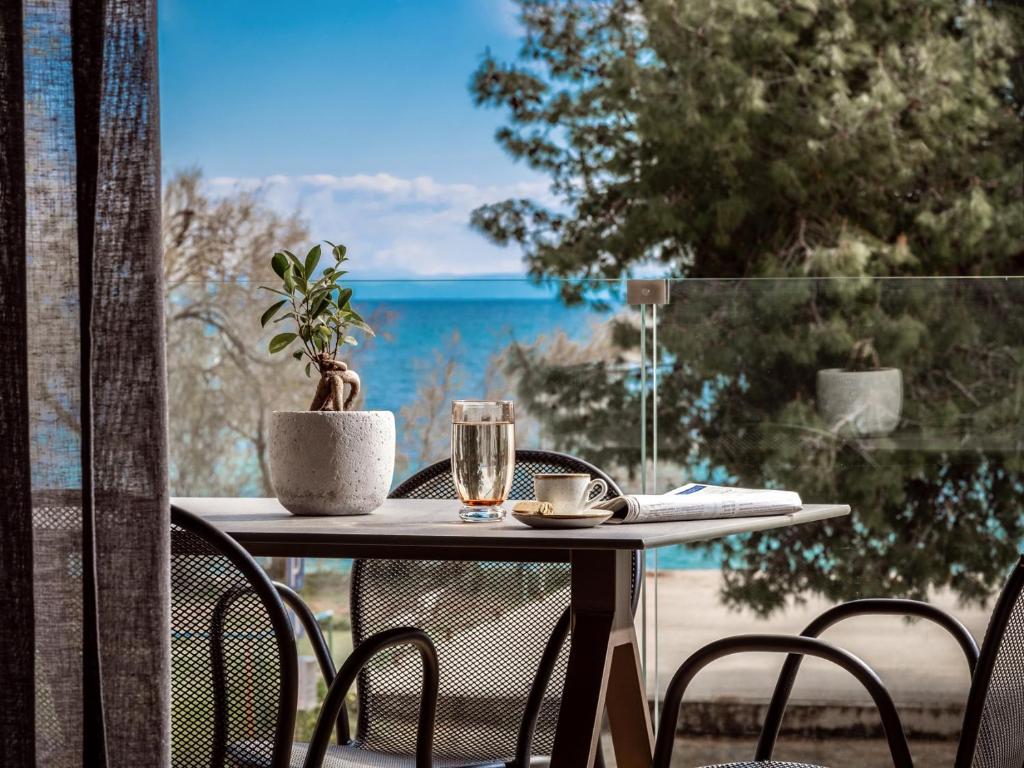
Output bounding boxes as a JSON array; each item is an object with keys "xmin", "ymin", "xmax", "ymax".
[
  {"xmin": 956, "ymin": 555, "xmax": 1024, "ymax": 768},
  {"xmin": 170, "ymin": 506, "xmax": 297, "ymax": 768},
  {"xmin": 351, "ymin": 450, "xmax": 628, "ymax": 762}
]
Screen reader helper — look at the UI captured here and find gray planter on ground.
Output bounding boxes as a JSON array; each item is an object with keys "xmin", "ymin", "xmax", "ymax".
[
  {"xmin": 816, "ymin": 367, "xmax": 903, "ymax": 437},
  {"xmin": 270, "ymin": 410, "xmax": 395, "ymax": 516}
]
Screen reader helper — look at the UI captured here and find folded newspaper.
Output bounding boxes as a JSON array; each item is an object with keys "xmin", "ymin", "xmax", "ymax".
[{"xmin": 594, "ymin": 483, "xmax": 802, "ymax": 524}]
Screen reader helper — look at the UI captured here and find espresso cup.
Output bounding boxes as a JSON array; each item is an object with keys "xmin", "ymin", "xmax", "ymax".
[{"xmin": 533, "ymin": 473, "xmax": 608, "ymax": 515}]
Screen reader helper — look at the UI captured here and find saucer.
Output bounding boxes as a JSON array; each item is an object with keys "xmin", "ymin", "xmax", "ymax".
[{"xmin": 511, "ymin": 510, "xmax": 612, "ymax": 529}]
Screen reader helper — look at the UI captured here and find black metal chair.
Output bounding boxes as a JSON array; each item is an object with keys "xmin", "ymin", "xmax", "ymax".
[
  {"xmin": 170, "ymin": 506, "xmax": 439, "ymax": 768},
  {"xmin": 349, "ymin": 449, "xmax": 638, "ymax": 767},
  {"xmin": 652, "ymin": 554, "xmax": 1024, "ymax": 768}
]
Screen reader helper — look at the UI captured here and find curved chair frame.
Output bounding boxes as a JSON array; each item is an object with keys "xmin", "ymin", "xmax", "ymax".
[
  {"xmin": 172, "ymin": 505, "xmax": 300, "ymax": 768},
  {"xmin": 653, "ymin": 634, "xmax": 913, "ymax": 768},
  {"xmin": 274, "ymin": 581, "xmax": 347, "ymax": 744},
  {"xmin": 514, "ymin": 608, "xmax": 572, "ymax": 767},
  {"xmin": 277, "ymin": 584, "xmax": 441, "ymax": 760},
  {"xmin": 755, "ymin": 598, "xmax": 980, "ymax": 760},
  {"xmin": 302, "ymin": 628, "xmax": 439, "ymax": 768},
  {"xmin": 954, "ymin": 554, "xmax": 1024, "ymax": 768},
  {"xmin": 173, "ymin": 505, "xmax": 440, "ymax": 768}
]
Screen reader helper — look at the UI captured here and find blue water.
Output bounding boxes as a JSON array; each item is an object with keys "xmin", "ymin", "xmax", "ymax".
[{"xmin": 353, "ymin": 297, "xmax": 609, "ymax": 415}]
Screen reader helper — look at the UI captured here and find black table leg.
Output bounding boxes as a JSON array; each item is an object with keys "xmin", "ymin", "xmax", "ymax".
[{"xmin": 551, "ymin": 549, "xmax": 654, "ymax": 768}]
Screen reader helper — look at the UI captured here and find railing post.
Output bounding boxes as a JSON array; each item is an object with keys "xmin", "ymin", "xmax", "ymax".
[{"xmin": 626, "ymin": 279, "xmax": 670, "ymax": 721}]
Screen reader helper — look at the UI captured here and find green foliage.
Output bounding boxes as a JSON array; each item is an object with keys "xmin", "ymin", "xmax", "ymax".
[
  {"xmin": 472, "ymin": 0, "xmax": 1022, "ymax": 287},
  {"xmin": 165, "ymin": 168, "xmax": 312, "ymax": 496},
  {"xmin": 475, "ymin": 0, "xmax": 1024, "ymax": 612},
  {"xmin": 260, "ymin": 241, "xmax": 374, "ymax": 376}
]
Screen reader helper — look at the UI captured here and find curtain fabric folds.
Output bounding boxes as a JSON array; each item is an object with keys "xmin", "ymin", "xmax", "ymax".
[{"xmin": 0, "ymin": 1, "xmax": 169, "ymax": 767}]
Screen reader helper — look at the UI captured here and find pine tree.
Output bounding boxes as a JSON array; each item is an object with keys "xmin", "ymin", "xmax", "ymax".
[{"xmin": 472, "ymin": 0, "xmax": 1024, "ymax": 612}]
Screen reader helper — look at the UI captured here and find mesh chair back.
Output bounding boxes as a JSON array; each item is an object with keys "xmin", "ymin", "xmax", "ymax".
[
  {"xmin": 171, "ymin": 506, "xmax": 297, "ymax": 768},
  {"xmin": 956, "ymin": 555, "xmax": 1024, "ymax": 768},
  {"xmin": 351, "ymin": 451, "xmax": 626, "ymax": 762}
]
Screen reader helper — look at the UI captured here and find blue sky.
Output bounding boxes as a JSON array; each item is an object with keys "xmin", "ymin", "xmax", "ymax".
[{"xmin": 159, "ymin": 0, "xmax": 552, "ymax": 277}]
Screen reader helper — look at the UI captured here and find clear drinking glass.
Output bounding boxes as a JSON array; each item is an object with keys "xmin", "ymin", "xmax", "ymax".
[{"xmin": 451, "ymin": 400, "xmax": 515, "ymax": 522}]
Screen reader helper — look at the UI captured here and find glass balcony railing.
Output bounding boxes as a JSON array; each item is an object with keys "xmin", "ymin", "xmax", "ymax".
[
  {"xmin": 629, "ymin": 275, "xmax": 1022, "ymax": 740},
  {"xmin": 166, "ymin": 273, "xmax": 1023, "ymax": 587},
  {"xmin": 165, "ymin": 273, "xmax": 1023, "ymax": 756},
  {"xmin": 166, "ymin": 277, "xmax": 644, "ymax": 497}
]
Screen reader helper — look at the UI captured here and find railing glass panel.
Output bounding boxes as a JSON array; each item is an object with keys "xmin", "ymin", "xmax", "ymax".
[
  {"xmin": 166, "ymin": 277, "xmax": 644, "ymax": 496},
  {"xmin": 637, "ymin": 275, "xmax": 1022, "ymax": 752}
]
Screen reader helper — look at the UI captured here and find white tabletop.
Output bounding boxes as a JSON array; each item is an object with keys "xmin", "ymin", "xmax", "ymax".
[{"xmin": 174, "ymin": 497, "xmax": 850, "ymax": 556}]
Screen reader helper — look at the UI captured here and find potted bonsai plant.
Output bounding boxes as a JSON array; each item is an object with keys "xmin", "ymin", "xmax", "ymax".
[
  {"xmin": 261, "ymin": 241, "xmax": 394, "ymax": 515},
  {"xmin": 816, "ymin": 338, "xmax": 903, "ymax": 437}
]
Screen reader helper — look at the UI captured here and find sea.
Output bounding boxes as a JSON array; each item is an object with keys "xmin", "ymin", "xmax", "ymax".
[{"xmin": 355, "ymin": 295, "xmax": 604, "ymax": 413}]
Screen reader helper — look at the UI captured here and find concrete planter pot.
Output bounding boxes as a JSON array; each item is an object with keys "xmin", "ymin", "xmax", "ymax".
[
  {"xmin": 816, "ymin": 368, "xmax": 903, "ymax": 438},
  {"xmin": 269, "ymin": 410, "xmax": 395, "ymax": 516}
]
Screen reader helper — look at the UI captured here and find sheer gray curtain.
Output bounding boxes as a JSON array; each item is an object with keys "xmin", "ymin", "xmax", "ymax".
[{"xmin": 1, "ymin": 1, "xmax": 169, "ymax": 766}]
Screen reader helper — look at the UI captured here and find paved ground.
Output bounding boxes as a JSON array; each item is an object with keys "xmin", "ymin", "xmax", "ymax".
[
  {"xmin": 602, "ymin": 736, "xmax": 958, "ymax": 768},
  {"xmin": 635, "ymin": 570, "xmax": 991, "ymax": 738}
]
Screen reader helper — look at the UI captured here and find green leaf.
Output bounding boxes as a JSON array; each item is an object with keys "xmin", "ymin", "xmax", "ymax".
[
  {"xmin": 332, "ymin": 243, "xmax": 348, "ymax": 261},
  {"xmin": 268, "ymin": 332, "xmax": 297, "ymax": 353},
  {"xmin": 309, "ymin": 284, "xmax": 333, "ymax": 305},
  {"xmin": 271, "ymin": 252, "xmax": 289, "ymax": 278},
  {"xmin": 292, "ymin": 350, "xmax": 304, "ymax": 360},
  {"xmin": 304, "ymin": 244, "xmax": 322, "ymax": 277},
  {"xmin": 282, "ymin": 249, "xmax": 304, "ymax": 278},
  {"xmin": 343, "ymin": 335, "xmax": 358, "ymax": 346},
  {"xmin": 305, "ymin": 361, "xmax": 312, "ymax": 378},
  {"xmin": 260, "ymin": 299, "xmax": 287, "ymax": 328},
  {"xmin": 259, "ymin": 285, "xmax": 291, "ymax": 298},
  {"xmin": 348, "ymin": 317, "xmax": 375, "ymax": 336},
  {"xmin": 338, "ymin": 287, "xmax": 353, "ymax": 308}
]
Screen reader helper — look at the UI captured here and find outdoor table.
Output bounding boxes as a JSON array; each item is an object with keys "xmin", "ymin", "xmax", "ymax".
[{"xmin": 175, "ymin": 497, "xmax": 850, "ymax": 768}]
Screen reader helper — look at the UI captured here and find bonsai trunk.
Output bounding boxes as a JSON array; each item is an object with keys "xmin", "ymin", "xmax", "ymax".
[{"xmin": 309, "ymin": 354, "xmax": 360, "ymax": 411}]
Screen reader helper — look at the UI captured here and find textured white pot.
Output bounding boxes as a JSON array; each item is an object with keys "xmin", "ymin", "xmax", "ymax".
[
  {"xmin": 816, "ymin": 368, "xmax": 903, "ymax": 437},
  {"xmin": 269, "ymin": 410, "xmax": 395, "ymax": 516}
]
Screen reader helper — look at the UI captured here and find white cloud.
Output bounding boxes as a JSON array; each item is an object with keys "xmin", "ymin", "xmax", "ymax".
[{"xmin": 205, "ymin": 172, "xmax": 553, "ymax": 277}]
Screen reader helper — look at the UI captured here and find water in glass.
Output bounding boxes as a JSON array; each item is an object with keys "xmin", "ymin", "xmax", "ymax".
[{"xmin": 451, "ymin": 400, "xmax": 514, "ymax": 522}]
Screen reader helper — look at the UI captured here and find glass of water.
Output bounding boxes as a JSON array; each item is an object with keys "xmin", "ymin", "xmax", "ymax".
[{"xmin": 451, "ymin": 400, "xmax": 515, "ymax": 522}]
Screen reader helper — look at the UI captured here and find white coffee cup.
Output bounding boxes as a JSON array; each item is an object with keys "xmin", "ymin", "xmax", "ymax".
[{"xmin": 533, "ymin": 473, "xmax": 608, "ymax": 515}]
